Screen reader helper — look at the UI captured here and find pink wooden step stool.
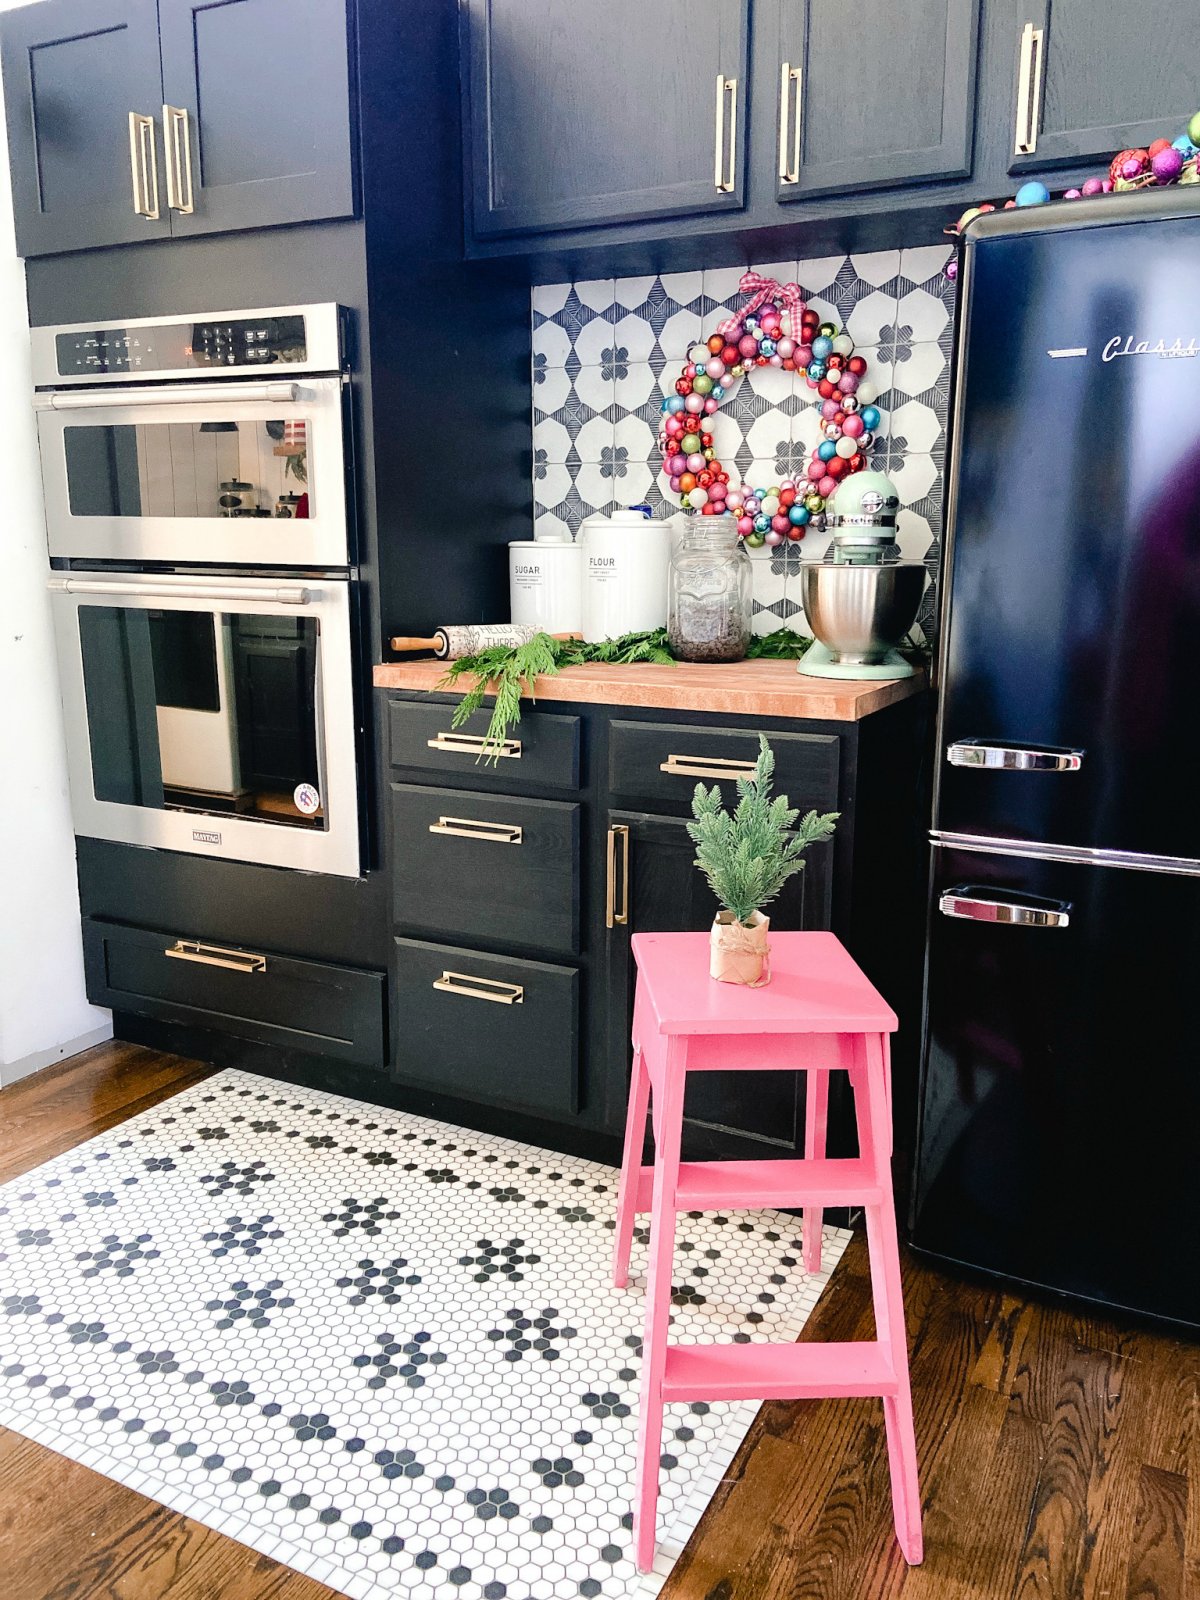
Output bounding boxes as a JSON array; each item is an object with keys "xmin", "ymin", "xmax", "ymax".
[{"xmin": 612, "ymin": 930, "xmax": 922, "ymax": 1573}]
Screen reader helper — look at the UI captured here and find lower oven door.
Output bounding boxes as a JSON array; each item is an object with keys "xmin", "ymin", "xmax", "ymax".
[{"xmin": 49, "ymin": 571, "xmax": 360, "ymax": 877}]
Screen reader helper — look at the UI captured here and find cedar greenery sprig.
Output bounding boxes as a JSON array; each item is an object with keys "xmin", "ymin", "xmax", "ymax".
[
  {"xmin": 441, "ymin": 626, "xmax": 823, "ymax": 758},
  {"xmin": 687, "ymin": 734, "xmax": 838, "ymax": 925}
]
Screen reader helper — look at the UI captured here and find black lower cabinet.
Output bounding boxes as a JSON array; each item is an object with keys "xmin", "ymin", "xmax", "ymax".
[
  {"xmin": 392, "ymin": 937, "xmax": 579, "ymax": 1117},
  {"xmin": 386, "ymin": 689, "xmax": 928, "ymax": 1167},
  {"xmin": 83, "ymin": 915, "xmax": 386, "ymax": 1067},
  {"xmin": 604, "ymin": 809, "xmax": 833, "ymax": 1158}
]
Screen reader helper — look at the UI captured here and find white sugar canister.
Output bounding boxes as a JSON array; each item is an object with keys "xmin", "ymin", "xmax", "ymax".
[
  {"xmin": 508, "ymin": 537, "xmax": 583, "ymax": 633},
  {"xmin": 579, "ymin": 508, "xmax": 672, "ymax": 642}
]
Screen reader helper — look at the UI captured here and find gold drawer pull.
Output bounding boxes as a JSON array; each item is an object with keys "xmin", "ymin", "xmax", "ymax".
[
  {"xmin": 427, "ymin": 731, "xmax": 522, "ymax": 759},
  {"xmin": 778, "ymin": 60, "xmax": 802, "ymax": 183},
  {"xmin": 428, "ymin": 815, "xmax": 523, "ymax": 845},
  {"xmin": 165, "ymin": 939, "xmax": 266, "ymax": 974},
  {"xmin": 713, "ymin": 73, "xmax": 738, "ymax": 193},
  {"xmin": 660, "ymin": 753, "xmax": 758, "ymax": 781},
  {"xmin": 1014, "ymin": 21, "xmax": 1045, "ymax": 156},
  {"xmin": 128, "ymin": 111, "xmax": 160, "ymax": 220},
  {"xmin": 433, "ymin": 970, "xmax": 524, "ymax": 1005},
  {"xmin": 606, "ymin": 824, "xmax": 629, "ymax": 929}
]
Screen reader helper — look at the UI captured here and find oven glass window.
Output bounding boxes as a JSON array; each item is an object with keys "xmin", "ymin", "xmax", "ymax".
[
  {"xmin": 78, "ymin": 606, "xmax": 327, "ymax": 830},
  {"xmin": 64, "ymin": 420, "xmax": 313, "ymax": 519}
]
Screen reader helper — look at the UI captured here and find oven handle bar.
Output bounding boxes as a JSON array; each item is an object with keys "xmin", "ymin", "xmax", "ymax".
[
  {"xmin": 47, "ymin": 576, "xmax": 312, "ymax": 606},
  {"xmin": 37, "ymin": 381, "xmax": 300, "ymax": 410}
]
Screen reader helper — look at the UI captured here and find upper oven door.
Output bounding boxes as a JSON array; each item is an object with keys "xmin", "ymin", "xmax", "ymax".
[{"xmin": 36, "ymin": 376, "xmax": 349, "ymax": 568}]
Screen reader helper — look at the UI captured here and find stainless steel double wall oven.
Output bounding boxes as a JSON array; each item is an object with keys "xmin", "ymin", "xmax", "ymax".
[{"xmin": 38, "ymin": 303, "xmax": 363, "ymax": 877}]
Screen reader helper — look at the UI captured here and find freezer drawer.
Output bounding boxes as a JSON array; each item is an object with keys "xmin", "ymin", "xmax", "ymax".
[{"xmin": 912, "ymin": 845, "xmax": 1200, "ymax": 1328}]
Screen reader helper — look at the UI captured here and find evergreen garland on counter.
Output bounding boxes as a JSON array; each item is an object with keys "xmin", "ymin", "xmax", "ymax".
[{"xmin": 441, "ymin": 628, "xmax": 816, "ymax": 758}]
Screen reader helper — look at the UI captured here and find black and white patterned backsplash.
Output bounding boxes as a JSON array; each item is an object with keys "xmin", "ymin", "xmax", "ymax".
[{"xmin": 531, "ymin": 247, "xmax": 954, "ymax": 640}]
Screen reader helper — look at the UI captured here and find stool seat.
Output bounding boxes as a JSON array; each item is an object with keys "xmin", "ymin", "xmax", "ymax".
[
  {"xmin": 615, "ymin": 930, "xmax": 922, "ymax": 1574},
  {"xmin": 630, "ymin": 931, "xmax": 898, "ymax": 1034}
]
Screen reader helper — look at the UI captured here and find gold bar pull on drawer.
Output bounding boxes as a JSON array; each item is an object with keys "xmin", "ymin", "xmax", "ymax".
[
  {"xmin": 427, "ymin": 731, "xmax": 522, "ymax": 760},
  {"xmin": 165, "ymin": 939, "xmax": 266, "ymax": 974},
  {"xmin": 1014, "ymin": 21, "xmax": 1045, "ymax": 155},
  {"xmin": 432, "ymin": 970, "xmax": 524, "ymax": 1005},
  {"xmin": 428, "ymin": 816, "xmax": 523, "ymax": 845},
  {"xmin": 660, "ymin": 753, "xmax": 758, "ymax": 781}
]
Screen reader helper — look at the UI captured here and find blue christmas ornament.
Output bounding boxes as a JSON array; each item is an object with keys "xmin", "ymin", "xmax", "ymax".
[
  {"xmin": 808, "ymin": 360, "xmax": 827, "ymax": 380},
  {"xmin": 1015, "ymin": 180, "xmax": 1050, "ymax": 207},
  {"xmin": 811, "ymin": 335, "xmax": 833, "ymax": 360},
  {"xmin": 859, "ymin": 405, "xmax": 881, "ymax": 432},
  {"xmin": 753, "ymin": 513, "xmax": 771, "ymax": 533},
  {"xmin": 817, "ymin": 440, "xmax": 838, "ymax": 462},
  {"xmin": 788, "ymin": 504, "xmax": 810, "ymax": 526},
  {"xmin": 760, "ymin": 338, "xmax": 777, "ymax": 356}
]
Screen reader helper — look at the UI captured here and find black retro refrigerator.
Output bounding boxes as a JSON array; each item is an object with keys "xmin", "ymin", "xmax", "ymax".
[{"xmin": 911, "ymin": 191, "xmax": 1200, "ymax": 1331}]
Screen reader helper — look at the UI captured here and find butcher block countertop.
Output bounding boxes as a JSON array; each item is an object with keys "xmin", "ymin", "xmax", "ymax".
[{"xmin": 373, "ymin": 657, "xmax": 926, "ymax": 722}]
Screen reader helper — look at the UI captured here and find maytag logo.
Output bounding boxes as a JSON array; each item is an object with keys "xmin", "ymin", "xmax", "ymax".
[
  {"xmin": 193, "ymin": 829, "xmax": 222, "ymax": 845},
  {"xmin": 1102, "ymin": 335, "xmax": 1200, "ymax": 362}
]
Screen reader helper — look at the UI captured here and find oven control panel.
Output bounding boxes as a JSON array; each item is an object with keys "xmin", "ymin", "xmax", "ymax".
[
  {"xmin": 54, "ymin": 315, "xmax": 307, "ymax": 377},
  {"xmin": 32, "ymin": 304, "xmax": 343, "ymax": 386}
]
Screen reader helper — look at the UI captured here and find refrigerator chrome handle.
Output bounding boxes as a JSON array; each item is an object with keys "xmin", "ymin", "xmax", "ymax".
[
  {"xmin": 939, "ymin": 889, "xmax": 1071, "ymax": 929},
  {"xmin": 947, "ymin": 741, "xmax": 1084, "ymax": 772}
]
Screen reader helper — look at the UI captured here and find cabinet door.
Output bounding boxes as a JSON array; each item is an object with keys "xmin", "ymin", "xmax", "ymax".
[
  {"xmin": 463, "ymin": 0, "xmax": 749, "ymax": 239},
  {"xmin": 0, "ymin": 0, "xmax": 169, "ymax": 256},
  {"xmin": 604, "ymin": 809, "xmax": 833, "ymax": 1158},
  {"xmin": 1007, "ymin": 0, "xmax": 1198, "ymax": 176},
  {"xmin": 157, "ymin": 0, "xmax": 355, "ymax": 237},
  {"xmin": 771, "ymin": 0, "xmax": 978, "ymax": 201}
]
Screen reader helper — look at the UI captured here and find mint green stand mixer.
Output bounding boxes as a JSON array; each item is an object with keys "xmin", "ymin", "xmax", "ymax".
[{"xmin": 796, "ymin": 470, "xmax": 925, "ymax": 680}]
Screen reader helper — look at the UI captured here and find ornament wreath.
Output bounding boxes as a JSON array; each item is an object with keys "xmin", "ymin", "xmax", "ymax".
[{"xmin": 657, "ymin": 270, "xmax": 883, "ymax": 547}]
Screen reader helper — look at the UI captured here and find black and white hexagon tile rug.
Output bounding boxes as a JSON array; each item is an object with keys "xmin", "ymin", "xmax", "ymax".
[{"xmin": 0, "ymin": 1069, "xmax": 849, "ymax": 1599}]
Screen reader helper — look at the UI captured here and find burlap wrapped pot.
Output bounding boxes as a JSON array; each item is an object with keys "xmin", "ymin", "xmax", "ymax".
[{"xmin": 709, "ymin": 909, "xmax": 771, "ymax": 987}]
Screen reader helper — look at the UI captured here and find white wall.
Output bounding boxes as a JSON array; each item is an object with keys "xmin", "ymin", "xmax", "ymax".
[{"xmin": 0, "ymin": 0, "xmax": 112, "ymax": 1085}]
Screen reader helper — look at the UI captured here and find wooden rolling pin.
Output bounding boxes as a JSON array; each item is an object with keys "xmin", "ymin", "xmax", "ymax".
[{"xmin": 389, "ymin": 625, "xmax": 580, "ymax": 660}]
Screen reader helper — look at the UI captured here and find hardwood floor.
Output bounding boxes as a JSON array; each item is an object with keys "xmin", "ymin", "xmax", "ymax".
[{"xmin": 1, "ymin": 1041, "xmax": 1197, "ymax": 1600}]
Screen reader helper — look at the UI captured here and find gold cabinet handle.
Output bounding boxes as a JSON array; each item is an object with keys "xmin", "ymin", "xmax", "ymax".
[
  {"xmin": 426, "ymin": 731, "xmax": 522, "ymax": 759},
  {"xmin": 432, "ymin": 970, "xmax": 524, "ymax": 1005},
  {"xmin": 713, "ymin": 74, "xmax": 738, "ymax": 193},
  {"xmin": 164, "ymin": 939, "xmax": 266, "ymax": 974},
  {"xmin": 1014, "ymin": 21, "xmax": 1045, "ymax": 155},
  {"xmin": 163, "ymin": 104, "xmax": 194, "ymax": 214},
  {"xmin": 660, "ymin": 753, "xmax": 758, "ymax": 781},
  {"xmin": 428, "ymin": 815, "xmax": 523, "ymax": 845},
  {"xmin": 606, "ymin": 824, "xmax": 630, "ymax": 929},
  {"xmin": 778, "ymin": 61, "xmax": 802, "ymax": 183},
  {"xmin": 128, "ymin": 112, "xmax": 160, "ymax": 220}
]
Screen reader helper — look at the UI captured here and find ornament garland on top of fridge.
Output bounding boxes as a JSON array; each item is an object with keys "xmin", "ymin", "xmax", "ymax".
[
  {"xmin": 942, "ymin": 108, "xmax": 1200, "ymax": 278},
  {"xmin": 657, "ymin": 272, "xmax": 882, "ymax": 547}
]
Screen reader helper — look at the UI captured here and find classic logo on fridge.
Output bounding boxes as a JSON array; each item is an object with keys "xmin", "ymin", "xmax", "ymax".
[{"xmin": 1047, "ymin": 337, "xmax": 1200, "ymax": 361}]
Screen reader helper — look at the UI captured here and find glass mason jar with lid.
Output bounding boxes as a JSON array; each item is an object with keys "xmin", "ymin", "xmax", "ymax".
[{"xmin": 667, "ymin": 513, "xmax": 753, "ymax": 662}]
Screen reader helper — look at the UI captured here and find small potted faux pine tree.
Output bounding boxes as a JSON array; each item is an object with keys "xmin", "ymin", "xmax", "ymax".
[{"xmin": 687, "ymin": 735, "xmax": 838, "ymax": 987}]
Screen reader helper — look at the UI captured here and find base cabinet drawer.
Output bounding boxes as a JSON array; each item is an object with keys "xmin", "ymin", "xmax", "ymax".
[
  {"xmin": 392, "ymin": 783, "xmax": 580, "ymax": 955},
  {"xmin": 393, "ymin": 937, "xmax": 579, "ymax": 1116},
  {"xmin": 608, "ymin": 719, "xmax": 841, "ymax": 811},
  {"xmin": 388, "ymin": 698, "xmax": 581, "ymax": 791},
  {"xmin": 83, "ymin": 917, "xmax": 386, "ymax": 1067}
]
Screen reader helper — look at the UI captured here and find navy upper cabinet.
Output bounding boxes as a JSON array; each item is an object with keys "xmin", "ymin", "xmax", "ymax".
[
  {"xmin": 767, "ymin": 0, "xmax": 980, "ymax": 201},
  {"xmin": 1007, "ymin": 0, "xmax": 1198, "ymax": 177},
  {"xmin": 0, "ymin": 0, "xmax": 171, "ymax": 255},
  {"xmin": 1, "ymin": 0, "xmax": 356, "ymax": 257},
  {"xmin": 461, "ymin": 0, "xmax": 750, "ymax": 238},
  {"xmin": 156, "ymin": 0, "xmax": 355, "ymax": 237}
]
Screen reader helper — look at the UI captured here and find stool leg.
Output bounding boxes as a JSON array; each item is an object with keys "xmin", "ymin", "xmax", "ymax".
[
  {"xmin": 858, "ymin": 1034, "xmax": 923, "ymax": 1566},
  {"xmin": 613, "ymin": 1046, "xmax": 650, "ymax": 1289},
  {"xmin": 634, "ymin": 1041, "xmax": 685, "ymax": 1574},
  {"xmin": 802, "ymin": 1067, "xmax": 829, "ymax": 1274}
]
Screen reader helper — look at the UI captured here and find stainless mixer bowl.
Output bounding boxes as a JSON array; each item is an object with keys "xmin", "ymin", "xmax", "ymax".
[{"xmin": 799, "ymin": 560, "xmax": 926, "ymax": 664}]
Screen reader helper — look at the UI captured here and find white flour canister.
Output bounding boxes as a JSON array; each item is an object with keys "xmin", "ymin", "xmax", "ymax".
[
  {"xmin": 508, "ymin": 538, "xmax": 583, "ymax": 633},
  {"xmin": 579, "ymin": 508, "xmax": 672, "ymax": 642}
]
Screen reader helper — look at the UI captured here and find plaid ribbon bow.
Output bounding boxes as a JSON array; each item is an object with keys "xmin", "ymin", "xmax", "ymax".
[{"xmin": 716, "ymin": 271, "xmax": 806, "ymax": 340}]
